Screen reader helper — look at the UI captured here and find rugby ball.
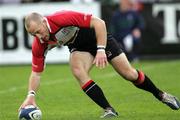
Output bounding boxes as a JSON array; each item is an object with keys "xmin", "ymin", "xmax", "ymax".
[{"xmin": 19, "ymin": 105, "xmax": 42, "ymax": 120}]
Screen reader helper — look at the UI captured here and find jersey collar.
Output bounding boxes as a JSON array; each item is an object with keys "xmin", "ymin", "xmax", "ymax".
[{"xmin": 44, "ymin": 17, "xmax": 52, "ymax": 33}]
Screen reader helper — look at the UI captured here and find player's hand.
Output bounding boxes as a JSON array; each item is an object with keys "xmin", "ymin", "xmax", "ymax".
[
  {"xmin": 18, "ymin": 96, "xmax": 36, "ymax": 111},
  {"xmin": 93, "ymin": 50, "xmax": 108, "ymax": 69}
]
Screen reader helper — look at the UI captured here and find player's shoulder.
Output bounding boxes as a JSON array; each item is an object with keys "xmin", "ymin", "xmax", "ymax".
[
  {"xmin": 47, "ymin": 10, "xmax": 74, "ymax": 17},
  {"xmin": 45, "ymin": 10, "xmax": 70, "ymax": 21}
]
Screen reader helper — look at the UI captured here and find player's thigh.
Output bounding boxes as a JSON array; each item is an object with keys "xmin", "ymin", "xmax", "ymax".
[
  {"xmin": 70, "ymin": 51, "xmax": 94, "ymax": 73},
  {"xmin": 110, "ymin": 53, "xmax": 138, "ymax": 80}
]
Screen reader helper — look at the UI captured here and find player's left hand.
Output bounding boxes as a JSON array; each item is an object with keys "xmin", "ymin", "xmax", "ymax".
[
  {"xmin": 93, "ymin": 50, "xmax": 108, "ymax": 69},
  {"xmin": 18, "ymin": 95, "xmax": 37, "ymax": 111}
]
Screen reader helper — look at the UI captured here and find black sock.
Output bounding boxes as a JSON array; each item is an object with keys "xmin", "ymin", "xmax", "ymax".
[
  {"xmin": 133, "ymin": 70, "xmax": 163, "ymax": 100},
  {"xmin": 82, "ymin": 80, "xmax": 111, "ymax": 109}
]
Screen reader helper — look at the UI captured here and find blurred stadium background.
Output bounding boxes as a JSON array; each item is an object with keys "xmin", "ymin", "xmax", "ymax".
[{"xmin": 0, "ymin": 0, "xmax": 180, "ymax": 120}]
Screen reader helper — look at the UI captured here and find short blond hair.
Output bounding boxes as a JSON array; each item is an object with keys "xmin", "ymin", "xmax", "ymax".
[{"xmin": 25, "ymin": 12, "xmax": 44, "ymax": 30}]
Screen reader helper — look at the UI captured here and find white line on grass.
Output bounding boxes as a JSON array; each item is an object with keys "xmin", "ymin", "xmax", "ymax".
[
  {"xmin": 0, "ymin": 61, "xmax": 177, "ymax": 94},
  {"xmin": 0, "ymin": 72, "xmax": 116, "ymax": 94}
]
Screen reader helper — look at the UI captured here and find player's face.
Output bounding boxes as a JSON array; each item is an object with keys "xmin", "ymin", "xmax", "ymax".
[{"xmin": 28, "ymin": 20, "xmax": 50, "ymax": 41}]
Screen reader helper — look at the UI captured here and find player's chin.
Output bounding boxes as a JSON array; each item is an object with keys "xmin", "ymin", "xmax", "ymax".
[{"xmin": 45, "ymin": 35, "xmax": 50, "ymax": 40}]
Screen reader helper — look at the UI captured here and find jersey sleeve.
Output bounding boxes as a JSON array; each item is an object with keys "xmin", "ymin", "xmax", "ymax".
[
  {"xmin": 48, "ymin": 10, "xmax": 92, "ymax": 28},
  {"xmin": 32, "ymin": 37, "xmax": 47, "ymax": 72}
]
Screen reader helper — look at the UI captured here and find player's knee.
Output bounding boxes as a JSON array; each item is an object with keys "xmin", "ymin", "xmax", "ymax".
[
  {"xmin": 71, "ymin": 66, "xmax": 83, "ymax": 78},
  {"xmin": 122, "ymin": 68, "xmax": 138, "ymax": 81}
]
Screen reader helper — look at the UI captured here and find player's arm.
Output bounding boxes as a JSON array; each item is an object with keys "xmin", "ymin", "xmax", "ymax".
[
  {"xmin": 19, "ymin": 38, "xmax": 45, "ymax": 110},
  {"xmin": 19, "ymin": 67, "xmax": 44, "ymax": 110},
  {"xmin": 28, "ymin": 71, "xmax": 41, "ymax": 94},
  {"xmin": 19, "ymin": 71, "xmax": 42, "ymax": 110},
  {"xmin": 90, "ymin": 16, "xmax": 107, "ymax": 48},
  {"xmin": 90, "ymin": 16, "xmax": 108, "ymax": 68}
]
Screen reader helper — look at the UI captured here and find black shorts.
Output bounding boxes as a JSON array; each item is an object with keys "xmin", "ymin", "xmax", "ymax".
[{"xmin": 67, "ymin": 28, "xmax": 123, "ymax": 61}]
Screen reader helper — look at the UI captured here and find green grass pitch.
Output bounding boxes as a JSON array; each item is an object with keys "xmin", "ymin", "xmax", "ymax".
[{"xmin": 0, "ymin": 60, "xmax": 180, "ymax": 120}]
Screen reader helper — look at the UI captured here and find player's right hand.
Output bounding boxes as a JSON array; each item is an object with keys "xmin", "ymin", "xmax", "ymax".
[
  {"xmin": 93, "ymin": 50, "xmax": 108, "ymax": 69},
  {"xmin": 18, "ymin": 95, "xmax": 37, "ymax": 111}
]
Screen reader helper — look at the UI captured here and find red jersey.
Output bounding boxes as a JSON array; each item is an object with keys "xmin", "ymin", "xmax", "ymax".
[{"xmin": 32, "ymin": 10, "xmax": 92, "ymax": 72}]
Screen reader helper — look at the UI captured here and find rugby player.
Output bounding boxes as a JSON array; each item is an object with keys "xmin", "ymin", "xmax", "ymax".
[{"xmin": 19, "ymin": 10, "xmax": 180, "ymax": 118}]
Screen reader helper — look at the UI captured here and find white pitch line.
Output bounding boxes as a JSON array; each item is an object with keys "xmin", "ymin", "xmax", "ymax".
[
  {"xmin": 0, "ymin": 79, "xmax": 67, "ymax": 94},
  {"xmin": 0, "ymin": 72, "xmax": 116, "ymax": 94},
  {"xmin": 0, "ymin": 61, "xmax": 177, "ymax": 94}
]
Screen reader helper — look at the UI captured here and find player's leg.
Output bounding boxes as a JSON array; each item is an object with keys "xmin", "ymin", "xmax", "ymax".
[
  {"xmin": 69, "ymin": 51, "xmax": 118, "ymax": 116},
  {"xmin": 110, "ymin": 53, "xmax": 180, "ymax": 110},
  {"xmin": 110, "ymin": 53, "xmax": 162, "ymax": 99}
]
